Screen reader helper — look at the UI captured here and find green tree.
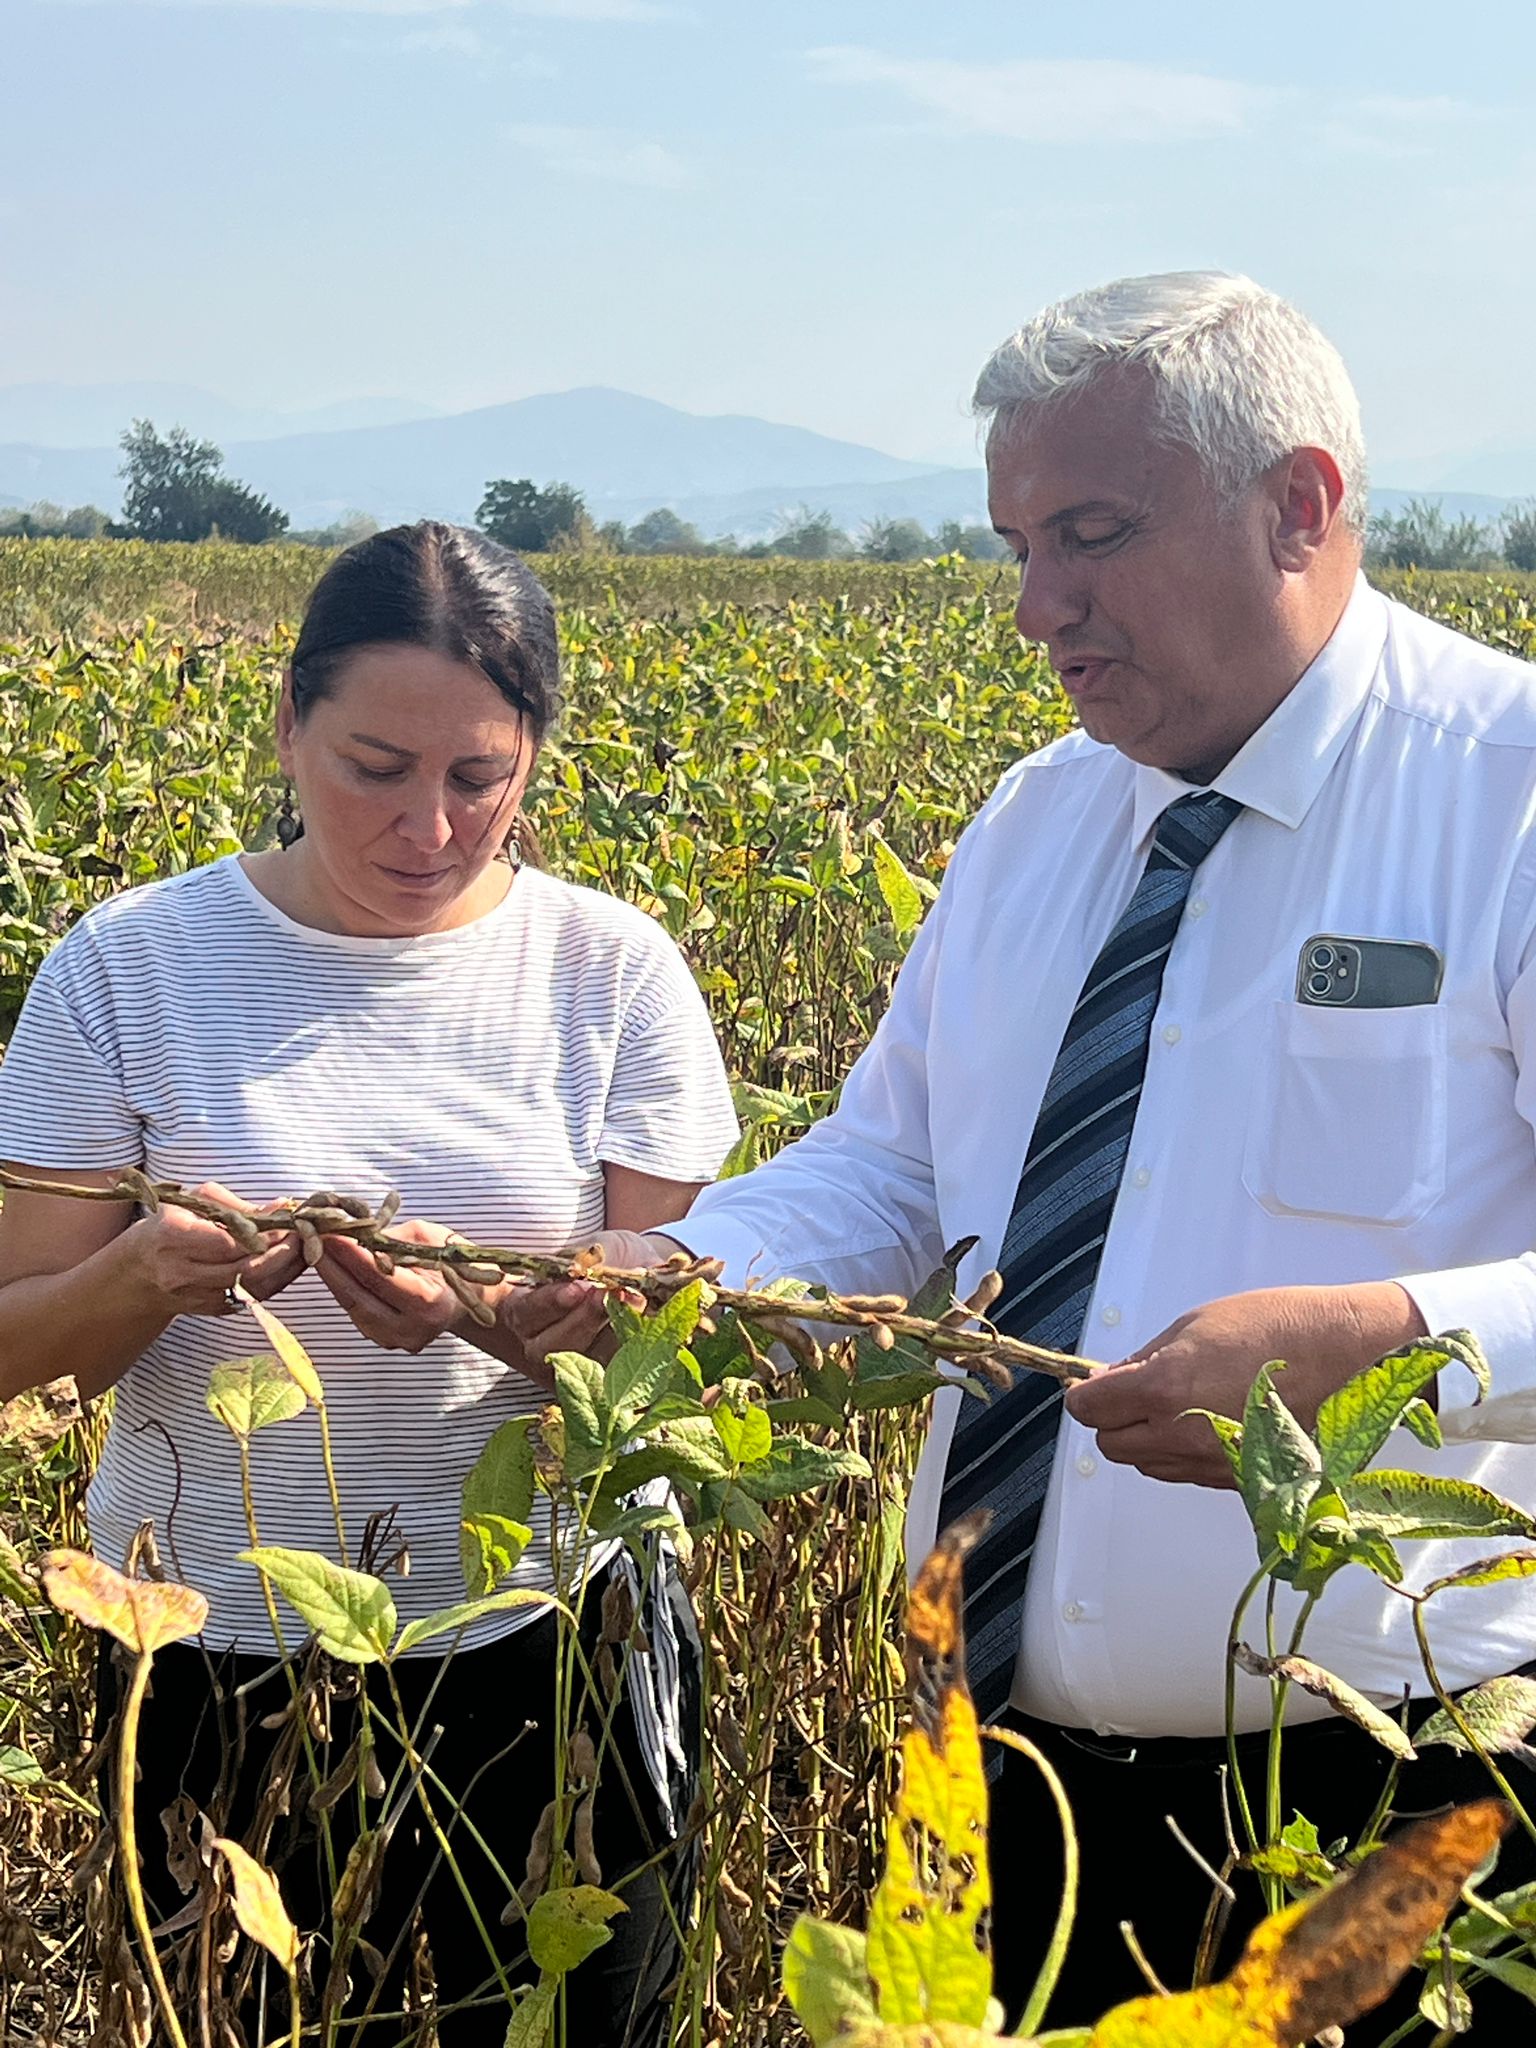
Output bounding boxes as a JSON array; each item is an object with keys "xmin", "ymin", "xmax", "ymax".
[
  {"xmin": 768, "ymin": 508, "xmax": 854, "ymax": 560},
  {"xmin": 858, "ymin": 517, "xmax": 931, "ymax": 563},
  {"xmin": 0, "ymin": 500, "xmax": 113, "ymax": 539},
  {"xmin": 477, "ymin": 478, "xmax": 590, "ymax": 552},
  {"xmin": 626, "ymin": 507, "xmax": 708, "ymax": 556},
  {"xmin": 935, "ymin": 519, "xmax": 1009, "ymax": 562},
  {"xmin": 1366, "ymin": 497, "xmax": 1493, "ymax": 571},
  {"xmin": 1501, "ymin": 502, "xmax": 1536, "ymax": 573},
  {"xmin": 119, "ymin": 421, "xmax": 287, "ymax": 544}
]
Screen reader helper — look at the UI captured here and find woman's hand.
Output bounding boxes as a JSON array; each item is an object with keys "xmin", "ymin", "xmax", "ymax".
[
  {"xmin": 118, "ymin": 1180, "xmax": 302, "ymax": 1318},
  {"xmin": 314, "ymin": 1220, "xmax": 495, "ymax": 1354}
]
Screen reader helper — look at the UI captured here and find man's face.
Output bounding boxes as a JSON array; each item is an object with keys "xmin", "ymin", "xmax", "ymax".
[{"xmin": 988, "ymin": 373, "xmax": 1286, "ymax": 779}]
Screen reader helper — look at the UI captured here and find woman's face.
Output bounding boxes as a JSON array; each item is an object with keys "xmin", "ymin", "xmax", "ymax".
[{"xmin": 276, "ymin": 644, "xmax": 536, "ymax": 936}]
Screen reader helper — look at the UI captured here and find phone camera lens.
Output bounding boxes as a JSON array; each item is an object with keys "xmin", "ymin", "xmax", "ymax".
[
  {"xmin": 1310, "ymin": 944, "xmax": 1336, "ymax": 971},
  {"xmin": 1307, "ymin": 971, "xmax": 1333, "ymax": 998}
]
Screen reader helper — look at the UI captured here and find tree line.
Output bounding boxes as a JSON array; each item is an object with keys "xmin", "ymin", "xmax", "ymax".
[{"xmin": 11, "ymin": 424, "xmax": 1531, "ymax": 573}]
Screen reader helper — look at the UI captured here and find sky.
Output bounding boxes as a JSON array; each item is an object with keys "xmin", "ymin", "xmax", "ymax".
[{"xmin": 5, "ymin": 0, "xmax": 1536, "ymax": 482}]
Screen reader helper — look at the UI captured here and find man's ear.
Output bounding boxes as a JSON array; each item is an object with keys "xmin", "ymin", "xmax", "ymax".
[{"xmin": 1271, "ymin": 446, "xmax": 1348, "ymax": 571}]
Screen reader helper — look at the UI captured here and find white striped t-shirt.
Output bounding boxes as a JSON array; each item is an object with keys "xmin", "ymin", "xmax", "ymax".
[{"xmin": 0, "ymin": 856, "xmax": 738, "ymax": 1652}]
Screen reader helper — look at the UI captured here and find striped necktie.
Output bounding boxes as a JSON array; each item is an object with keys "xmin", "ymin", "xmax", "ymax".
[{"xmin": 940, "ymin": 789, "xmax": 1244, "ymax": 1728}]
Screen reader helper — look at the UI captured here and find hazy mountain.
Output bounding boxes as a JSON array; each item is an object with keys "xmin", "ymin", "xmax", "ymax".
[
  {"xmin": 0, "ymin": 382, "xmax": 441, "ymax": 451},
  {"xmin": 1, "ymin": 383, "xmax": 1530, "ymax": 539},
  {"xmin": 0, "ymin": 387, "xmax": 939, "ymax": 531}
]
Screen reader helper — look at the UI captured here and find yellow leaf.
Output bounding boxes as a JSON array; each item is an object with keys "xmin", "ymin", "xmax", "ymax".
[
  {"xmin": 1089, "ymin": 1800, "xmax": 1511, "ymax": 2046},
  {"xmin": 236, "ymin": 1288, "xmax": 325, "ymax": 1406},
  {"xmin": 214, "ymin": 1836, "xmax": 298, "ymax": 1970},
  {"xmin": 42, "ymin": 1548, "xmax": 207, "ymax": 1653},
  {"xmin": 866, "ymin": 1514, "xmax": 992, "ymax": 2028}
]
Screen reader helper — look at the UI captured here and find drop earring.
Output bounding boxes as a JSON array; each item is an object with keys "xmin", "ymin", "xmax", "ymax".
[
  {"xmin": 505, "ymin": 814, "xmax": 524, "ymax": 871},
  {"xmin": 276, "ymin": 787, "xmax": 303, "ymax": 850}
]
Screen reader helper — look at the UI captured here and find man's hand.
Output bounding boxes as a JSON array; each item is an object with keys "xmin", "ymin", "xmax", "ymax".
[{"xmin": 1062, "ymin": 1280, "xmax": 1428, "ymax": 1489}]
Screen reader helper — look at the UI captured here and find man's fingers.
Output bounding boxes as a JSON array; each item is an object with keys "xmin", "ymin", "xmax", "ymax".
[{"xmin": 1063, "ymin": 1360, "xmax": 1153, "ymax": 1429}]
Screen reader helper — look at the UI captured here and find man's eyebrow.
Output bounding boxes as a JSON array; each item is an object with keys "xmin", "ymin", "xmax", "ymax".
[
  {"xmin": 347, "ymin": 732, "xmax": 516, "ymax": 768},
  {"xmin": 992, "ymin": 500, "xmax": 1132, "ymax": 540}
]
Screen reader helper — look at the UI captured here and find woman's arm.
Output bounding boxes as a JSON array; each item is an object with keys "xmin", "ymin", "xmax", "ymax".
[{"xmin": 0, "ymin": 1169, "xmax": 303, "ymax": 1403}]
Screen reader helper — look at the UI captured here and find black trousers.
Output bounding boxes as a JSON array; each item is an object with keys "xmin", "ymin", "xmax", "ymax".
[
  {"xmin": 101, "ymin": 1561, "xmax": 700, "ymax": 2047},
  {"xmin": 989, "ymin": 1705, "xmax": 1536, "ymax": 2042}
]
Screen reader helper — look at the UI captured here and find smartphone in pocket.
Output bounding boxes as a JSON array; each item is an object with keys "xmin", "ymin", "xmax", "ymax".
[{"xmin": 1295, "ymin": 935, "xmax": 1443, "ymax": 1009}]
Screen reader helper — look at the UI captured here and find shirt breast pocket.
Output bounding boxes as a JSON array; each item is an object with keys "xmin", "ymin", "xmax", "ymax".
[{"xmin": 1241, "ymin": 1000, "xmax": 1447, "ymax": 1227}]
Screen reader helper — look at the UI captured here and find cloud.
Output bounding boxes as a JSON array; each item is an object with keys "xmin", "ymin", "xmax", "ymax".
[
  {"xmin": 805, "ymin": 47, "xmax": 1265, "ymax": 146},
  {"xmin": 504, "ymin": 123, "xmax": 688, "ymax": 189}
]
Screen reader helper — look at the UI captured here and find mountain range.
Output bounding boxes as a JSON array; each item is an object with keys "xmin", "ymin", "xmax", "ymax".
[{"xmin": 0, "ymin": 381, "xmax": 1529, "ymax": 539}]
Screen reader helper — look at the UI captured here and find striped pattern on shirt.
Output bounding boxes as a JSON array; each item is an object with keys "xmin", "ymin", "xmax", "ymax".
[{"xmin": 0, "ymin": 856, "xmax": 739, "ymax": 1653}]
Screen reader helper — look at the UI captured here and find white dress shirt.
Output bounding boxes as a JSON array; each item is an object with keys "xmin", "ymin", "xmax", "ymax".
[{"xmin": 681, "ymin": 578, "xmax": 1536, "ymax": 1735}]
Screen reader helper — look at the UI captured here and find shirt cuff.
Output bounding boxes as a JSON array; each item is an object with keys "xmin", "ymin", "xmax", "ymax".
[
  {"xmin": 1399, "ymin": 1255, "xmax": 1536, "ymax": 1443},
  {"xmin": 663, "ymin": 1214, "xmax": 792, "ymax": 1293}
]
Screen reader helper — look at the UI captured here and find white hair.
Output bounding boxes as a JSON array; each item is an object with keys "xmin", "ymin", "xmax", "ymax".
[{"xmin": 973, "ymin": 271, "xmax": 1368, "ymax": 536}]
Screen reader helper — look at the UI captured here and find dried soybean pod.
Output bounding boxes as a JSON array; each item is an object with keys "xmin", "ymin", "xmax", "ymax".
[
  {"xmin": 295, "ymin": 1218, "xmax": 324, "ymax": 1269},
  {"xmin": 372, "ymin": 1251, "xmax": 396, "ymax": 1277},
  {"xmin": 300, "ymin": 1205, "xmax": 356, "ymax": 1233},
  {"xmin": 870, "ymin": 1324, "xmax": 896, "ymax": 1352},
  {"xmin": 965, "ymin": 1269, "xmax": 1005, "ymax": 1318},
  {"xmin": 309, "ymin": 1736, "xmax": 361, "ymax": 1814},
  {"xmin": 374, "ymin": 1190, "xmax": 402, "ymax": 1230},
  {"xmin": 569, "ymin": 1729, "xmax": 598, "ymax": 1786},
  {"xmin": 455, "ymin": 1261, "xmax": 504, "ymax": 1286},
  {"xmin": 443, "ymin": 1267, "xmax": 497, "ymax": 1329},
  {"xmin": 513, "ymin": 1797, "xmax": 558, "ymax": 1911},
  {"xmin": 116, "ymin": 1167, "xmax": 162, "ymax": 1215},
  {"xmin": 573, "ymin": 1793, "xmax": 602, "ymax": 1884}
]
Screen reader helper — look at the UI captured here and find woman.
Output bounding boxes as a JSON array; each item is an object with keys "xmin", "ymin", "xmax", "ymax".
[{"xmin": 0, "ymin": 523, "xmax": 738, "ymax": 2043}]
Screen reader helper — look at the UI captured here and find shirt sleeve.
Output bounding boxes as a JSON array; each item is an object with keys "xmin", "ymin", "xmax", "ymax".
[
  {"xmin": 599, "ymin": 935, "xmax": 740, "ymax": 1183},
  {"xmin": 0, "ymin": 926, "xmax": 144, "ymax": 1168},
  {"xmin": 1401, "ymin": 853, "xmax": 1536, "ymax": 1440},
  {"xmin": 674, "ymin": 841, "xmax": 956, "ymax": 1301}
]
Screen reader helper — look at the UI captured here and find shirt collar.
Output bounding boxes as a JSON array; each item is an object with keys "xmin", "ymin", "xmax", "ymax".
[{"xmin": 1129, "ymin": 573, "xmax": 1389, "ymax": 853}]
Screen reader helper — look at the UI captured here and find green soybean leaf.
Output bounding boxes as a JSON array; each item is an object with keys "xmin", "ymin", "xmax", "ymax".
[
  {"xmin": 1185, "ymin": 1408, "xmax": 1244, "ymax": 1482},
  {"xmin": 1448, "ymin": 1880, "xmax": 1536, "ymax": 1956},
  {"xmin": 711, "ymin": 1398, "xmax": 773, "ymax": 1467},
  {"xmin": 1342, "ymin": 1470, "xmax": 1536, "ymax": 1543},
  {"xmin": 1315, "ymin": 1337, "xmax": 1451, "ymax": 1485},
  {"xmin": 1402, "ymin": 1397, "xmax": 1442, "ymax": 1450},
  {"xmin": 458, "ymin": 1511, "xmax": 532, "ymax": 1598},
  {"xmin": 739, "ymin": 1436, "xmax": 872, "ymax": 1502},
  {"xmin": 463, "ymin": 1416, "xmax": 535, "ymax": 1527},
  {"xmin": 782, "ymin": 1916, "xmax": 877, "ymax": 2046},
  {"xmin": 1424, "ymin": 1549, "xmax": 1536, "ymax": 1598},
  {"xmin": 870, "ymin": 833, "xmax": 923, "ymax": 937},
  {"xmin": 552, "ymin": 1349, "xmax": 611, "ymax": 1474},
  {"xmin": 716, "ymin": 1123, "xmax": 762, "ymax": 1180},
  {"xmin": 238, "ymin": 1547, "xmax": 396, "ymax": 1664},
  {"xmin": 0, "ymin": 1745, "xmax": 45, "ymax": 1787},
  {"xmin": 1239, "ymin": 1366, "xmax": 1322, "ymax": 1562},
  {"xmin": 606, "ymin": 1282, "xmax": 704, "ymax": 1427},
  {"xmin": 1419, "ymin": 1975, "xmax": 1474, "ymax": 2032},
  {"xmin": 502, "ymin": 1978, "xmax": 557, "ymax": 2048},
  {"xmin": 1415, "ymin": 1674, "xmax": 1536, "ymax": 1758},
  {"xmin": 526, "ymin": 1885, "xmax": 627, "ymax": 1974},
  {"xmin": 1475, "ymin": 1951, "xmax": 1536, "ymax": 2003},
  {"xmin": 394, "ymin": 1587, "xmax": 563, "ymax": 1656},
  {"xmin": 206, "ymin": 1354, "xmax": 307, "ymax": 1439}
]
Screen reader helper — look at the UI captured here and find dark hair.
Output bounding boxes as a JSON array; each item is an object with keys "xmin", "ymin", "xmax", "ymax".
[{"xmin": 290, "ymin": 521, "xmax": 562, "ymax": 743}]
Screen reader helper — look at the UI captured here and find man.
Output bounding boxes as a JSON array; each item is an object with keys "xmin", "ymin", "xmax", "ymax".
[{"xmin": 519, "ymin": 273, "xmax": 1536, "ymax": 2036}]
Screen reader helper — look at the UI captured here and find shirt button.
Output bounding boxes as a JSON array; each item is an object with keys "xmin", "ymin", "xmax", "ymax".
[
  {"xmin": 1132, "ymin": 1166, "xmax": 1151, "ymax": 1189},
  {"xmin": 1100, "ymin": 1305, "xmax": 1122, "ymax": 1328},
  {"xmin": 1162, "ymin": 1023, "xmax": 1182, "ymax": 1045},
  {"xmin": 1076, "ymin": 1453, "xmax": 1097, "ymax": 1477},
  {"xmin": 1188, "ymin": 898, "xmax": 1208, "ymax": 918},
  {"xmin": 1062, "ymin": 1601, "xmax": 1084, "ymax": 1622}
]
